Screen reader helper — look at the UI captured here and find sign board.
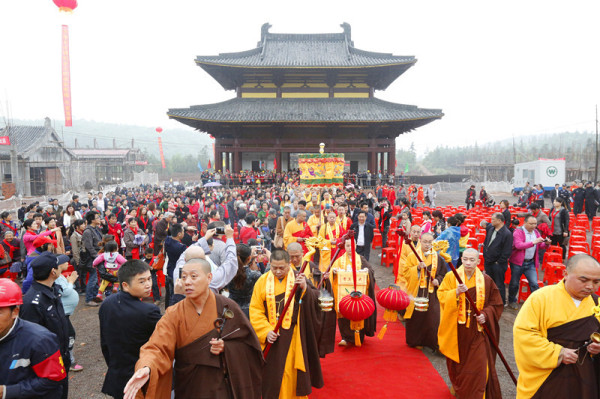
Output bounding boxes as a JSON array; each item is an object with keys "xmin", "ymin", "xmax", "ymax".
[
  {"xmin": 135, "ymin": 161, "xmax": 148, "ymax": 166},
  {"xmin": 0, "ymin": 136, "xmax": 11, "ymax": 145}
]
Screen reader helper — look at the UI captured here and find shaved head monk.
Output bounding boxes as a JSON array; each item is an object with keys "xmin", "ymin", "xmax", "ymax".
[
  {"xmin": 123, "ymin": 258, "xmax": 264, "ymax": 399},
  {"xmin": 514, "ymin": 254, "xmax": 600, "ymax": 398},
  {"xmin": 437, "ymin": 248, "xmax": 504, "ymax": 398}
]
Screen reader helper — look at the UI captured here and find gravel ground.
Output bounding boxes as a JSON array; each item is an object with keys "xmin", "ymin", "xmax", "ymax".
[{"xmin": 66, "ymin": 189, "xmax": 522, "ymax": 398}]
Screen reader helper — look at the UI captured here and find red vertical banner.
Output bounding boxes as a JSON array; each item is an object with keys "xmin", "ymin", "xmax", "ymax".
[
  {"xmin": 157, "ymin": 137, "xmax": 166, "ymax": 168},
  {"xmin": 61, "ymin": 25, "xmax": 72, "ymax": 127}
]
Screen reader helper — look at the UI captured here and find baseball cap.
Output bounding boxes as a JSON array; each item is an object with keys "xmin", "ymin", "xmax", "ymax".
[{"xmin": 32, "ymin": 236, "xmax": 57, "ymax": 248}]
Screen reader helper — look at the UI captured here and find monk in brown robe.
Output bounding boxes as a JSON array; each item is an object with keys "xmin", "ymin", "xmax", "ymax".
[
  {"xmin": 402, "ymin": 232, "xmax": 447, "ymax": 350},
  {"xmin": 514, "ymin": 254, "xmax": 600, "ymax": 399},
  {"xmin": 288, "ymin": 241, "xmax": 336, "ymax": 358},
  {"xmin": 249, "ymin": 249, "xmax": 323, "ymax": 398},
  {"xmin": 123, "ymin": 258, "xmax": 264, "ymax": 399},
  {"xmin": 437, "ymin": 248, "xmax": 503, "ymax": 399}
]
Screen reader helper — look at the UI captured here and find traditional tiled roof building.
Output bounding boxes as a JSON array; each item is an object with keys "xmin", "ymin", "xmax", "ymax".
[{"xmin": 168, "ymin": 23, "xmax": 443, "ymax": 173}]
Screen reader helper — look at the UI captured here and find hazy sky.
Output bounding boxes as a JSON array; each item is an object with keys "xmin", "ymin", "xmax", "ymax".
[{"xmin": 1, "ymin": 0, "xmax": 599, "ymax": 155}]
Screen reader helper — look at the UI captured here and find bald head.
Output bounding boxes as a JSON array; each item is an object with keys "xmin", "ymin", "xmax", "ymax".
[
  {"xmin": 287, "ymin": 242, "xmax": 303, "ymax": 253},
  {"xmin": 184, "ymin": 258, "xmax": 212, "ymax": 275},
  {"xmin": 463, "ymin": 248, "xmax": 479, "ymax": 258},
  {"xmin": 566, "ymin": 254, "xmax": 600, "ymax": 273},
  {"xmin": 184, "ymin": 246, "xmax": 206, "ymax": 262}
]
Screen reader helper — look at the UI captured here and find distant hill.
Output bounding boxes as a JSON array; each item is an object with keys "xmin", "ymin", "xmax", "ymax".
[
  {"xmin": 1, "ymin": 118, "xmax": 211, "ymax": 159},
  {"xmin": 419, "ymin": 131, "xmax": 595, "ymax": 174}
]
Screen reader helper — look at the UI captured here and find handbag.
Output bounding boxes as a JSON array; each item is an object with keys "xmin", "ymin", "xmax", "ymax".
[
  {"xmin": 0, "ymin": 251, "xmax": 11, "ymax": 266},
  {"xmin": 10, "ymin": 261, "xmax": 22, "ymax": 273},
  {"xmin": 151, "ymin": 249, "xmax": 166, "ymax": 271},
  {"xmin": 133, "ymin": 234, "xmax": 146, "ymax": 246}
]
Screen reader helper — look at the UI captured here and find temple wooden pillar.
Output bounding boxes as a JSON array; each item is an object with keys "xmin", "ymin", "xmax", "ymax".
[
  {"xmin": 215, "ymin": 148, "xmax": 222, "ymax": 172},
  {"xmin": 275, "ymin": 151, "xmax": 282, "ymax": 172},
  {"xmin": 233, "ymin": 150, "xmax": 241, "ymax": 173},
  {"xmin": 367, "ymin": 151, "xmax": 375, "ymax": 173},
  {"xmin": 388, "ymin": 149, "xmax": 396, "ymax": 177}
]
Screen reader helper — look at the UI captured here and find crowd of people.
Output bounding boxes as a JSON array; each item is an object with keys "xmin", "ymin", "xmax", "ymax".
[
  {"xmin": 198, "ymin": 170, "xmax": 406, "ymax": 188},
  {"xmin": 0, "ymin": 180, "xmax": 599, "ymax": 398}
]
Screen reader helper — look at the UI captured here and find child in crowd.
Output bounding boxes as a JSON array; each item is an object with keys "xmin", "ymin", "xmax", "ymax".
[
  {"xmin": 142, "ymin": 247, "xmax": 161, "ymax": 305},
  {"xmin": 400, "ymin": 212, "xmax": 412, "ymax": 233},
  {"xmin": 94, "ymin": 240, "xmax": 126, "ymax": 296}
]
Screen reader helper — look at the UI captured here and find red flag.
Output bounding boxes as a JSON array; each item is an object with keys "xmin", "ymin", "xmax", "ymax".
[
  {"xmin": 61, "ymin": 25, "xmax": 72, "ymax": 127},
  {"xmin": 208, "ymin": 159, "xmax": 212, "ymax": 169},
  {"xmin": 157, "ymin": 137, "xmax": 166, "ymax": 169},
  {"xmin": 31, "ymin": 350, "xmax": 67, "ymax": 382},
  {"xmin": 274, "ymin": 158, "xmax": 277, "ymax": 170}
]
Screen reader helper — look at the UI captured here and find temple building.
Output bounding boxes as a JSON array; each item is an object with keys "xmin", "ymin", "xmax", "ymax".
[{"xmin": 168, "ymin": 23, "xmax": 443, "ymax": 173}]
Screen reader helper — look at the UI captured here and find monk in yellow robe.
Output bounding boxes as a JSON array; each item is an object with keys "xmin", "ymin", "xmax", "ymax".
[
  {"xmin": 330, "ymin": 239, "xmax": 377, "ymax": 346},
  {"xmin": 320, "ymin": 192, "xmax": 333, "ymax": 210},
  {"xmin": 249, "ymin": 249, "xmax": 323, "ymax": 399},
  {"xmin": 395, "ymin": 224, "xmax": 422, "ymax": 291},
  {"xmin": 336, "ymin": 204, "xmax": 353, "ymax": 232},
  {"xmin": 283, "ymin": 211, "xmax": 312, "ymax": 252},
  {"xmin": 514, "ymin": 254, "xmax": 600, "ymax": 399},
  {"xmin": 318, "ymin": 211, "xmax": 345, "ymax": 273},
  {"xmin": 401, "ymin": 232, "xmax": 447, "ymax": 350},
  {"xmin": 123, "ymin": 258, "xmax": 264, "ymax": 399},
  {"xmin": 307, "ymin": 207, "xmax": 323, "ymax": 236},
  {"xmin": 437, "ymin": 248, "xmax": 503, "ymax": 399}
]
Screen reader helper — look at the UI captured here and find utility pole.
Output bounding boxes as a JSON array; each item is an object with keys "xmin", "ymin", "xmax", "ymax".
[{"xmin": 595, "ymin": 105, "xmax": 599, "ymax": 182}]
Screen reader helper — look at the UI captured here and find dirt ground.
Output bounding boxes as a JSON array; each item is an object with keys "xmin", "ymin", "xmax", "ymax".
[{"xmin": 66, "ymin": 189, "xmax": 521, "ymax": 398}]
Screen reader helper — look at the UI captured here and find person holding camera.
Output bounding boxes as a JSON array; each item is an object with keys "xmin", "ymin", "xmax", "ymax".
[{"xmin": 507, "ymin": 215, "xmax": 550, "ymax": 310}]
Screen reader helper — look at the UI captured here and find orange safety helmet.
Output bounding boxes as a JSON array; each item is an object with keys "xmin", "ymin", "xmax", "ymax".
[{"xmin": 0, "ymin": 278, "xmax": 23, "ymax": 307}]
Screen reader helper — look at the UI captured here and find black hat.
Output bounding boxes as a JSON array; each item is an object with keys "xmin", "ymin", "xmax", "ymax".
[{"xmin": 30, "ymin": 251, "xmax": 68, "ymax": 277}]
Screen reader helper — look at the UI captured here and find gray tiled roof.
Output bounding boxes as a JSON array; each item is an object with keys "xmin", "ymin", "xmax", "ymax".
[
  {"xmin": 168, "ymin": 97, "xmax": 443, "ymax": 123},
  {"xmin": 195, "ymin": 25, "xmax": 415, "ymax": 68},
  {"xmin": 0, "ymin": 125, "xmax": 46, "ymax": 154}
]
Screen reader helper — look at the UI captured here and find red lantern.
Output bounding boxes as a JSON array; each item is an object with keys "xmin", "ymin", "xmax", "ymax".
[
  {"xmin": 53, "ymin": 0, "xmax": 78, "ymax": 12},
  {"xmin": 376, "ymin": 284, "xmax": 410, "ymax": 339},
  {"xmin": 338, "ymin": 291, "xmax": 375, "ymax": 346},
  {"xmin": 156, "ymin": 127, "xmax": 163, "ymax": 134}
]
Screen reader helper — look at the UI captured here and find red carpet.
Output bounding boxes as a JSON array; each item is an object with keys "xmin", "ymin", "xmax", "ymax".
[{"xmin": 311, "ymin": 300, "xmax": 454, "ymax": 399}]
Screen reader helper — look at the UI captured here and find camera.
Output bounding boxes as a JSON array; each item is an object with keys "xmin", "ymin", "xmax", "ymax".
[
  {"xmin": 215, "ymin": 226, "xmax": 226, "ymax": 235},
  {"xmin": 252, "ymin": 245, "xmax": 265, "ymax": 254}
]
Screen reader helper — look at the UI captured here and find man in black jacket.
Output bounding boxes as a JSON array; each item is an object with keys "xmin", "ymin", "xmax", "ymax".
[
  {"xmin": 465, "ymin": 185, "xmax": 476, "ymax": 210},
  {"xmin": 20, "ymin": 252, "xmax": 72, "ymax": 399},
  {"xmin": 99, "ymin": 260, "xmax": 162, "ymax": 399},
  {"xmin": 482, "ymin": 213, "xmax": 513, "ymax": 305},
  {"xmin": 584, "ymin": 181, "xmax": 599, "ymax": 220},
  {"xmin": 374, "ymin": 200, "xmax": 393, "ymax": 248},
  {"xmin": 351, "ymin": 211, "xmax": 374, "ymax": 261}
]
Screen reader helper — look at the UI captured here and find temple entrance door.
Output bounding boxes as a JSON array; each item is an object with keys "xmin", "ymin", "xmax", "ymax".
[
  {"xmin": 350, "ymin": 161, "xmax": 359, "ymax": 174},
  {"xmin": 251, "ymin": 161, "xmax": 261, "ymax": 172}
]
